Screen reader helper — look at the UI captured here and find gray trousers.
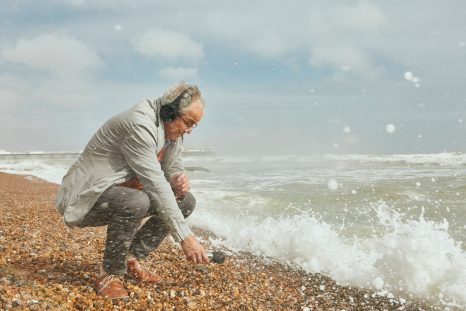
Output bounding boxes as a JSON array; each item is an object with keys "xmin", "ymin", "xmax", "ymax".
[{"xmin": 78, "ymin": 186, "xmax": 195, "ymax": 275}]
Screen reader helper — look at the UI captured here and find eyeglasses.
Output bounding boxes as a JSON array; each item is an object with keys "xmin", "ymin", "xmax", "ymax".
[{"xmin": 180, "ymin": 115, "xmax": 198, "ymax": 129}]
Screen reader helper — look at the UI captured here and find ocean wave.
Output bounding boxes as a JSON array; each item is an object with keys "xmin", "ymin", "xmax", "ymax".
[
  {"xmin": 191, "ymin": 197, "xmax": 466, "ymax": 308},
  {"xmin": 323, "ymin": 153, "xmax": 466, "ymax": 166},
  {"xmin": 191, "ymin": 153, "xmax": 466, "ymax": 166},
  {"xmin": 0, "ymin": 160, "xmax": 68, "ymax": 184}
]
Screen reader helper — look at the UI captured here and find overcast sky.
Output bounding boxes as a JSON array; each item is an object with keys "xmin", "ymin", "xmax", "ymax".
[{"xmin": 1, "ymin": 1, "xmax": 465, "ymax": 155}]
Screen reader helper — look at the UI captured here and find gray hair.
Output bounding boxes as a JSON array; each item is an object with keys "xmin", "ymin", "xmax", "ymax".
[{"xmin": 161, "ymin": 81, "xmax": 204, "ymax": 114}]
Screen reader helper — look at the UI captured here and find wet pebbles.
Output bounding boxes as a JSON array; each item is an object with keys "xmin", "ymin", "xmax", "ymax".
[{"xmin": 0, "ymin": 172, "xmax": 432, "ymax": 310}]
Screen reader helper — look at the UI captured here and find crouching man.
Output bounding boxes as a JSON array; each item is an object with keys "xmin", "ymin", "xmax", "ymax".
[{"xmin": 55, "ymin": 81, "xmax": 209, "ymax": 299}]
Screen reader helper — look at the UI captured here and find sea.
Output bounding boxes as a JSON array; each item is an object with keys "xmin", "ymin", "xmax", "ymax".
[{"xmin": 1, "ymin": 152, "xmax": 465, "ymax": 309}]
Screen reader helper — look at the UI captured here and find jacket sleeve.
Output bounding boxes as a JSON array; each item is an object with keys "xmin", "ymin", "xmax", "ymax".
[{"xmin": 119, "ymin": 124, "xmax": 192, "ymax": 242}]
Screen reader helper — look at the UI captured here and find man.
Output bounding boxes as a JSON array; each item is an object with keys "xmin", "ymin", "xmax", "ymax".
[{"xmin": 55, "ymin": 81, "xmax": 209, "ymax": 299}]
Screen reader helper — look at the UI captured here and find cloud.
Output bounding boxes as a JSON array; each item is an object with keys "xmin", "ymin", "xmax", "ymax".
[
  {"xmin": 309, "ymin": 44, "xmax": 379, "ymax": 77},
  {"xmin": 203, "ymin": 7, "xmax": 299, "ymax": 59},
  {"xmin": 59, "ymin": 0, "xmax": 116, "ymax": 8},
  {"xmin": 249, "ymin": 35, "xmax": 290, "ymax": 59},
  {"xmin": 2, "ymin": 33, "xmax": 103, "ymax": 77},
  {"xmin": 0, "ymin": 33, "xmax": 105, "ymax": 137},
  {"xmin": 336, "ymin": 1, "xmax": 387, "ymax": 29},
  {"xmin": 32, "ymin": 78, "xmax": 101, "ymax": 108},
  {"xmin": 134, "ymin": 29, "xmax": 204, "ymax": 65},
  {"xmin": 202, "ymin": 1, "xmax": 385, "ymax": 75},
  {"xmin": 159, "ymin": 66, "xmax": 199, "ymax": 81}
]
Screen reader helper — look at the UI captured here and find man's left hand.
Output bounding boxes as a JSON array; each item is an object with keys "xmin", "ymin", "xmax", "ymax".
[{"xmin": 170, "ymin": 172, "xmax": 190, "ymax": 199}]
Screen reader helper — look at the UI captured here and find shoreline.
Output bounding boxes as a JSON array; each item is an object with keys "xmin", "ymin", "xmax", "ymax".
[{"xmin": 0, "ymin": 172, "xmax": 436, "ymax": 310}]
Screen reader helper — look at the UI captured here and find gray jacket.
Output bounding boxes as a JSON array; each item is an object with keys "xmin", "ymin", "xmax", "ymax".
[{"xmin": 54, "ymin": 98, "xmax": 192, "ymax": 242}]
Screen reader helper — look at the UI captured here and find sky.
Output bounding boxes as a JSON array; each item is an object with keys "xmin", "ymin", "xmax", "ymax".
[{"xmin": 0, "ymin": 0, "xmax": 465, "ymax": 155}]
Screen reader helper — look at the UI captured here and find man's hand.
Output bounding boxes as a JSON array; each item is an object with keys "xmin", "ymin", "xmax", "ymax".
[
  {"xmin": 170, "ymin": 172, "xmax": 190, "ymax": 199},
  {"xmin": 180, "ymin": 234, "xmax": 209, "ymax": 264}
]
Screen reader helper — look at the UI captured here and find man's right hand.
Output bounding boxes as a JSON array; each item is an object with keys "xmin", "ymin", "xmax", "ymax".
[{"xmin": 180, "ymin": 234, "xmax": 209, "ymax": 264}]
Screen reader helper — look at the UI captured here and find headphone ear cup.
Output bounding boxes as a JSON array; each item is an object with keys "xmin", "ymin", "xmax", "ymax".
[{"xmin": 160, "ymin": 104, "xmax": 177, "ymax": 121}]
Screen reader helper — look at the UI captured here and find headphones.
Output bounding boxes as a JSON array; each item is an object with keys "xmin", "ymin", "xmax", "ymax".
[
  {"xmin": 160, "ymin": 100, "xmax": 179, "ymax": 122},
  {"xmin": 160, "ymin": 90, "xmax": 189, "ymax": 122}
]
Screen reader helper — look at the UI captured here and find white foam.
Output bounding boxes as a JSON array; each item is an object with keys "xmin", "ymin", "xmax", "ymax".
[
  {"xmin": 368, "ymin": 205, "xmax": 466, "ymax": 306},
  {"xmin": 403, "ymin": 190, "xmax": 428, "ymax": 202},
  {"xmin": 187, "ymin": 153, "xmax": 466, "ymax": 167},
  {"xmin": 0, "ymin": 160, "xmax": 67, "ymax": 184},
  {"xmin": 260, "ymin": 155, "xmax": 298, "ymax": 162},
  {"xmin": 324, "ymin": 153, "xmax": 466, "ymax": 166},
  {"xmin": 218, "ymin": 156, "xmax": 255, "ymax": 163},
  {"xmin": 193, "ymin": 153, "xmax": 466, "ymax": 167},
  {"xmin": 192, "ymin": 194, "xmax": 466, "ymax": 308}
]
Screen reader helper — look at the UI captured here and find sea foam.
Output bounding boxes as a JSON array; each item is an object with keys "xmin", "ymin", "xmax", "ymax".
[
  {"xmin": 0, "ymin": 159, "xmax": 68, "ymax": 184},
  {"xmin": 191, "ymin": 192, "xmax": 466, "ymax": 308},
  {"xmin": 324, "ymin": 153, "xmax": 466, "ymax": 166}
]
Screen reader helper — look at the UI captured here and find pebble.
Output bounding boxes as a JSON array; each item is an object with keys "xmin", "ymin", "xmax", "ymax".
[
  {"xmin": 12, "ymin": 299, "xmax": 22, "ymax": 307},
  {"xmin": 195, "ymin": 265, "xmax": 209, "ymax": 274},
  {"xmin": 170, "ymin": 289, "xmax": 176, "ymax": 298},
  {"xmin": 22, "ymin": 293, "xmax": 33, "ymax": 300},
  {"xmin": 0, "ymin": 173, "xmax": 433, "ymax": 311}
]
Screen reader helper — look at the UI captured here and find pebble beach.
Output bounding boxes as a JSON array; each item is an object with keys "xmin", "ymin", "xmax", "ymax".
[{"xmin": 0, "ymin": 172, "xmax": 435, "ymax": 310}]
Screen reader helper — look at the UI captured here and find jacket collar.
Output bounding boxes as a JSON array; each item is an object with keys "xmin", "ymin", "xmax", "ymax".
[{"xmin": 149, "ymin": 98, "xmax": 162, "ymax": 127}]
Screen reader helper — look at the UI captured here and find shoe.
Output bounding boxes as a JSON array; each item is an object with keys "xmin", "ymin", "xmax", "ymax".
[
  {"xmin": 93, "ymin": 274, "xmax": 128, "ymax": 299},
  {"xmin": 127, "ymin": 258, "xmax": 162, "ymax": 284}
]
